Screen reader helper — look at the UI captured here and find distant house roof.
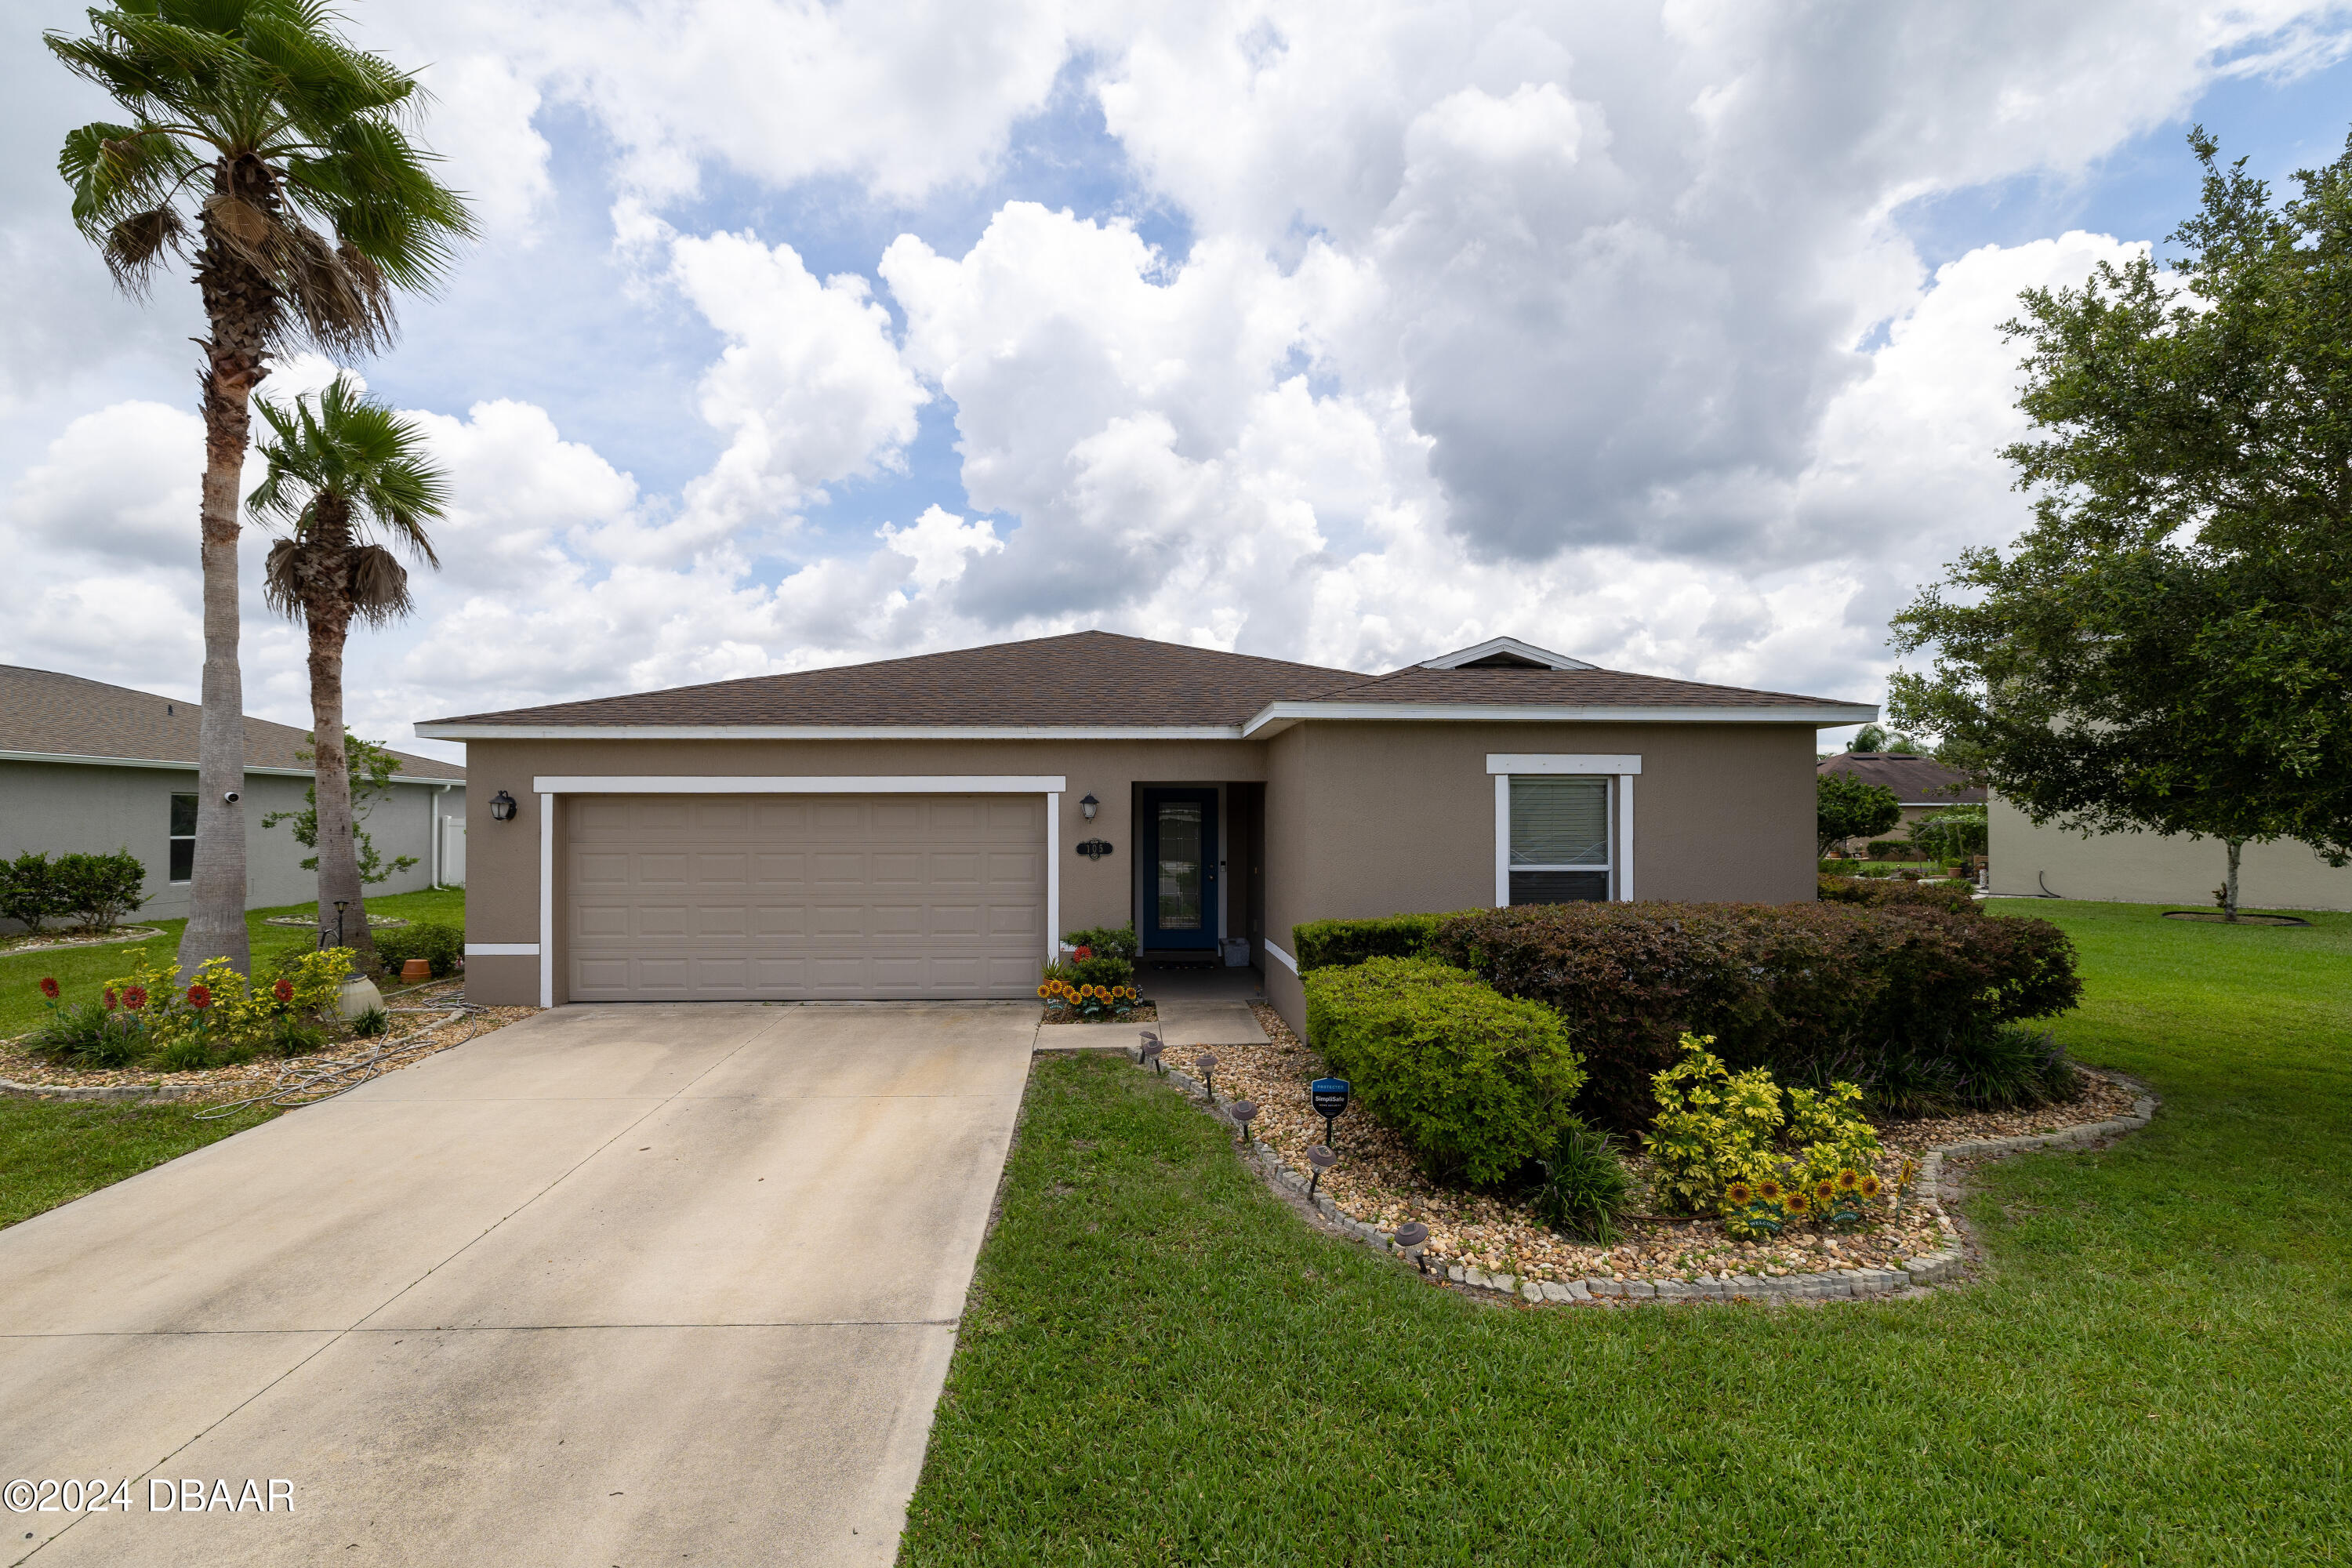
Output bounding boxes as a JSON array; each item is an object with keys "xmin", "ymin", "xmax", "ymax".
[
  {"xmin": 0, "ymin": 665, "xmax": 465, "ymax": 782},
  {"xmin": 416, "ymin": 630, "xmax": 1877, "ymax": 739},
  {"xmin": 1817, "ymin": 750, "xmax": 1981, "ymax": 806}
]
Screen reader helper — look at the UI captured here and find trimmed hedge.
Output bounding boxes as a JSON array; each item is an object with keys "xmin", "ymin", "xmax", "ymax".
[
  {"xmin": 1301, "ymin": 956, "xmax": 1584, "ymax": 1185},
  {"xmin": 1816, "ymin": 875, "xmax": 1980, "ymax": 914},
  {"xmin": 1432, "ymin": 902, "xmax": 2080, "ymax": 1129},
  {"xmin": 372, "ymin": 920, "xmax": 464, "ymax": 979},
  {"xmin": 1291, "ymin": 910, "xmax": 1475, "ymax": 971}
]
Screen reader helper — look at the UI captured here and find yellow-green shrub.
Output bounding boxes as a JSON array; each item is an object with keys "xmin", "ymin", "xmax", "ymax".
[
  {"xmin": 105, "ymin": 948, "xmax": 354, "ymax": 1057},
  {"xmin": 1643, "ymin": 1034, "xmax": 1883, "ymax": 1224}
]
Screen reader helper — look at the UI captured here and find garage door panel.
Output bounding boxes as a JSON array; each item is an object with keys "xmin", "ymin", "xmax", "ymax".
[{"xmin": 568, "ymin": 792, "xmax": 1045, "ymax": 1002}]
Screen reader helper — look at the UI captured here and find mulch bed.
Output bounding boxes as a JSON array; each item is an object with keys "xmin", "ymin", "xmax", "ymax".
[
  {"xmin": 1218, "ymin": 1003, "xmax": 2128, "ymax": 1287},
  {"xmin": 0, "ymin": 979, "xmax": 539, "ymax": 1102},
  {"xmin": 1040, "ymin": 1002, "xmax": 1159, "ymax": 1025}
]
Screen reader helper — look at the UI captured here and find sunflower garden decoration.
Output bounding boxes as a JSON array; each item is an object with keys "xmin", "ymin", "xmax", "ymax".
[{"xmin": 1036, "ymin": 975, "xmax": 1144, "ymax": 1022}]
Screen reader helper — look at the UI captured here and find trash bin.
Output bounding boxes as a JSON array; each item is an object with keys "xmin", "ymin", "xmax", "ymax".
[{"xmin": 1221, "ymin": 938, "xmax": 1250, "ymax": 967}]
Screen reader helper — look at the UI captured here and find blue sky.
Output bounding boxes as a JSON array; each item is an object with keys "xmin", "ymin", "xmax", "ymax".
[{"xmin": 3, "ymin": 1, "xmax": 2349, "ymax": 759}]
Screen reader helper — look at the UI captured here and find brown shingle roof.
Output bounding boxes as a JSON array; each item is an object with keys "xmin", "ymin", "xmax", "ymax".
[
  {"xmin": 0, "ymin": 664, "xmax": 465, "ymax": 781},
  {"xmin": 1817, "ymin": 751, "xmax": 1982, "ymax": 804},
  {"xmin": 423, "ymin": 632, "xmax": 1366, "ymax": 729},
  {"xmin": 420, "ymin": 630, "xmax": 1871, "ymax": 731},
  {"xmin": 1307, "ymin": 664, "xmax": 1859, "ymax": 709}
]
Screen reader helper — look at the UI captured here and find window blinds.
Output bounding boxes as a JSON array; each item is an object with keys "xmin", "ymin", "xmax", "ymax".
[{"xmin": 1508, "ymin": 776, "xmax": 1609, "ymax": 866}]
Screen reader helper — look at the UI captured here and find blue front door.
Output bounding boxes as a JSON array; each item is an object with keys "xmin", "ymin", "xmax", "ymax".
[{"xmin": 1142, "ymin": 788, "xmax": 1218, "ymax": 951}]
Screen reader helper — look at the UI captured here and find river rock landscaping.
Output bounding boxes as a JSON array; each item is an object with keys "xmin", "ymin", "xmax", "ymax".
[{"xmin": 1177, "ymin": 1001, "xmax": 2136, "ymax": 1295}]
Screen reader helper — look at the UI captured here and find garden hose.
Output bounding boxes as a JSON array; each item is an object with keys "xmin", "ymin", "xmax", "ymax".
[{"xmin": 195, "ymin": 1002, "xmax": 486, "ymax": 1120}]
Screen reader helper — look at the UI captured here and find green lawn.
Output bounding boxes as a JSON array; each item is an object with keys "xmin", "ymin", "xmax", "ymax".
[
  {"xmin": 0, "ymin": 886, "xmax": 463, "ymax": 1040},
  {"xmin": 0, "ymin": 1098, "xmax": 279, "ymax": 1229},
  {"xmin": 900, "ymin": 901, "xmax": 2352, "ymax": 1565}
]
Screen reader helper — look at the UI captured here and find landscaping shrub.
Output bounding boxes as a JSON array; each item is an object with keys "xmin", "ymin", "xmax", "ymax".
[
  {"xmin": 1643, "ymin": 1034, "xmax": 1882, "ymax": 1229},
  {"xmin": 1431, "ymin": 901, "xmax": 2081, "ymax": 1128},
  {"xmin": 50, "ymin": 849, "xmax": 145, "ymax": 931},
  {"xmin": 0, "ymin": 851, "xmax": 61, "ymax": 934},
  {"xmin": 1817, "ymin": 874, "xmax": 1980, "ymax": 913},
  {"xmin": 26, "ymin": 1000, "xmax": 145, "ymax": 1068},
  {"xmin": 1865, "ymin": 840, "xmax": 1911, "ymax": 860},
  {"xmin": 105, "ymin": 949, "xmax": 354, "ymax": 1058},
  {"xmin": 1525, "ymin": 1117, "xmax": 1630, "ymax": 1241},
  {"xmin": 372, "ymin": 920, "xmax": 464, "ymax": 978},
  {"xmin": 1301, "ymin": 956, "xmax": 1584, "ymax": 1185},
  {"xmin": 1290, "ymin": 910, "xmax": 1478, "ymax": 971},
  {"xmin": 1048, "ymin": 952, "xmax": 1134, "ymax": 991},
  {"xmin": 1061, "ymin": 924, "xmax": 1139, "ymax": 962}
]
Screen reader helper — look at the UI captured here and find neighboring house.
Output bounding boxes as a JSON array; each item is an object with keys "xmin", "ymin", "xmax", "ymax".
[
  {"xmin": 1816, "ymin": 750, "xmax": 1983, "ymax": 850},
  {"xmin": 416, "ymin": 630, "xmax": 1874, "ymax": 1030},
  {"xmin": 1, "ymin": 664, "xmax": 467, "ymax": 927},
  {"xmin": 1988, "ymin": 797, "xmax": 2352, "ymax": 910}
]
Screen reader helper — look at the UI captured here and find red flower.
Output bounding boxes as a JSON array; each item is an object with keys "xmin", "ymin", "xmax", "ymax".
[
  {"xmin": 1073, "ymin": 945, "xmax": 1093, "ymax": 961},
  {"xmin": 38, "ymin": 977, "xmax": 60, "ymax": 1000},
  {"xmin": 187, "ymin": 983, "xmax": 212, "ymax": 1009},
  {"xmin": 274, "ymin": 978, "xmax": 294, "ymax": 1004},
  {"xmin": 103, "ymin": 988, "xmax": 118, "ymax": 1011},
  {"xmin": 123, "ymin": 985, "xmax": 147, "ymax": 1011}
]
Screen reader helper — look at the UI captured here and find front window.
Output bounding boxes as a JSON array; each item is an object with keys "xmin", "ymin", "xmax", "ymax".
[
  {"xmin": 1507, "ymin": 775, "xmax": 1610, "ymax": 903},
  {"xmin": 169, "ymin": 792, "xmax": 197, "ymax": 883}
]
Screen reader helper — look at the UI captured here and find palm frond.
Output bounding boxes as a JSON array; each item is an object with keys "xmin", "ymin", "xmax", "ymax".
[
  {"xmin": 248, "ymin": 373, "xmax": 448, "ymax": 579},
  {"xmin": 345, "ymin": 544, "xmax": 413, "ymax": 625}
]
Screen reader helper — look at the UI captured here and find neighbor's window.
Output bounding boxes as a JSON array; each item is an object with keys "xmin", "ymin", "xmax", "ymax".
[
  {"xmin": 169, "ymin": 792, "xmax": 197, "ymax": 883},
  {"xmin": 1508, "ymin": 775, "xmax": 1610, "ymax": 903}
]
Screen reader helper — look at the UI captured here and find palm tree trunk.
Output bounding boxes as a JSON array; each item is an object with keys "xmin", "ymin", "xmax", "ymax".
[
  {"xmin": 176, "ymin": 198, "xmax": 270, "ymax": 978},
  {"xmin": 2223, "ymin": 839, "xmax": 2243, "ymax": 923},
  {"xmin": 305, "ymin": 535, "xmax": 375, "ymax": 967}
]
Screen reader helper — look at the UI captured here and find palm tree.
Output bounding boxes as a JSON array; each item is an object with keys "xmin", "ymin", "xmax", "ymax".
[
  {"xmin": 47, "ymin": 2, "xmax": 472, "ymax": 975},
  {"xmin": 250, "ymin": 376, "xmax": 447, "ymax": 966}
]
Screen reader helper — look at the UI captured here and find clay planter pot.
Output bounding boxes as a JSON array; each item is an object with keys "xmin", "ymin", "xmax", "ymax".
[{"xmin": 400, "ymin": 958, "xmax": 432, "ymax": 982}]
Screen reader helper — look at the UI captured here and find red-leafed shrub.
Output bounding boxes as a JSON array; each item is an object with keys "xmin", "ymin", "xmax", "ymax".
[{"xmin": 1428, "ymin": 902, "xmax": 2080, "ymax": 1129}]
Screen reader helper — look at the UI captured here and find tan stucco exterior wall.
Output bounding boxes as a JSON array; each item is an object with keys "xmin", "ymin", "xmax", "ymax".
[
  {"xmin": 1988, "ymin": 795, "xmax": 2352, "ymax": 909},
  {"xmin": 458, "ymin": 722, "xmax": 1824, "ymax": 1012},
  {"xmin": 1258, "ymin": 720, "xmax": 1822, "ymax": 1025},
  {"xmin": 459, "ymin": 736, "xmax": 1269, "ymax": 1004}
]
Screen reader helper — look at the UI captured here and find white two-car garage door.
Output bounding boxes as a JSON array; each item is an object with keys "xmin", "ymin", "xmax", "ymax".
[{"xmin": 566, "ymin": 794, "xmax": 1046, "ymax": 1001}]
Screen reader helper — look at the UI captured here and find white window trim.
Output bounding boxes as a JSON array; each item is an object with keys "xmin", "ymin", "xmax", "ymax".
[
  {"xmin": 1490, "ymin": 757, "xmax": 1639, "ymax": 906},
  {"xmin": 167, "ymin": 789, "xmax": 197, "ymax": 885},
  {"xmin": 464, "ymin": 943, "xmax": 539, "ymax": 957},
  {"xmin": 526, "ymin": 774, "xmax": 1071, "ymax": 1008}
]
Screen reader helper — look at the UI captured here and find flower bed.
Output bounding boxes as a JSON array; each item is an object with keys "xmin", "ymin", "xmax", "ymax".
[
  {"xmin": 0, "ymin": 977, "xmax": 539, "ymax": 1101},
  {"xmin": 1199, "ymin": 1004, "xmax": 2133, "ymax": 1290}
]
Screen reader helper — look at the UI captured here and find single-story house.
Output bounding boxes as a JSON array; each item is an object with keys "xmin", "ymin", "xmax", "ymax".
[
  {"xmin": 1, "ymin": 663, "xmax": 467, "ymax": 926},
  {"xmin": 1988, "ymin": 797, "xmax": 2352, "ymax": 910},
  {"xmin": 419, "ymin": 631, "xmax": 1873, "ymax": 1029},
  {"xmin": 1815, "ymin": 750, "xmax": 1983, "ymax": 851}
]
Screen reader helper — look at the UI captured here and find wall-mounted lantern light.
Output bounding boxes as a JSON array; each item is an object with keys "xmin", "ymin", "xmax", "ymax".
[
  {"xmin": 489, "ymin": 789, "xmax": 518, "ymax": 822},
  {"xmin": 1080, "ymin": 793, "xmax": 1099, "ymax": 820}
]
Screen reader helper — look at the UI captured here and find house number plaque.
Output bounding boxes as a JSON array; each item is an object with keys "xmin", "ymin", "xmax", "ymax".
[{"xmin": 1076, "ymin": 838, "xmax": 1115, "ymax": 860}]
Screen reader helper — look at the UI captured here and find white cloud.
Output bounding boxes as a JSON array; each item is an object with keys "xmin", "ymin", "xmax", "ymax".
[
  {"xmin": 668, "ymin": 230, "xmax": 929, "ymax": 554},
  {"xmin": 880, "ymin": 506, "xmax": 1004, "ymax": 591}
]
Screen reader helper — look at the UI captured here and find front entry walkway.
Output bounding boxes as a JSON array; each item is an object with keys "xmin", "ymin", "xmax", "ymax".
[{"xmin": 0, "ymin": 1002, "xmax": 1039, "ymax": 1566}]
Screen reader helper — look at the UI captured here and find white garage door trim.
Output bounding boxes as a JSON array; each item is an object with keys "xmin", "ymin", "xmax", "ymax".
[{"xmin": 531, "ymin": 775, "xmax": 1067, "ymax": 1007}]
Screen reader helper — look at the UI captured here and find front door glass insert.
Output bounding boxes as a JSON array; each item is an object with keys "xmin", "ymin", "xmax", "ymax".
[{"xmin": 1155, "ymin": 800, "xmax": 1204, "ymax": 930}]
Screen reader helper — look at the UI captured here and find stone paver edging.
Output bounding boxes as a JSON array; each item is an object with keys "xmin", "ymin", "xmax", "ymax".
[
  {"xmin": 0, "ymin": 1076, "xmax": 201, "ymax": 1102},
  {"xmin": 1127, "ymin": 1043, "xmax": 2158, "ymax": 1305}
]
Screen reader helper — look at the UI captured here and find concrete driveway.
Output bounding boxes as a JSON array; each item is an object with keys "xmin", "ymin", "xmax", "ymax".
[{"xmin": 0, "ymin": 1002, "xmax": 1040, "ymax": 1566}]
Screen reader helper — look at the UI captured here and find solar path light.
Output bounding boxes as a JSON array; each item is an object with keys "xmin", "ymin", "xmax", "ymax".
[
  {"xmin": 1195, "ymin": 1051, "xmax": 1218, "ymax": 1103},
  {"xmin": 1138, "ymin": 1031, "xmax": 1164, "ymax": 1074},
  {"xmin": 1305, "ymin": 1143, "xmax": 1336, "ymax": 1200},
  {"xmin": 1309, "ymin": 1076, "xmax": 1351, "ymax": 1149},
  {"xmin": 1230, "ymin": 1099, "xmax": 1258, "ymax": 1145},
  {"xmin": 1393, "ymin": 1221, "xmax": 1431, "ymax": 1272}
]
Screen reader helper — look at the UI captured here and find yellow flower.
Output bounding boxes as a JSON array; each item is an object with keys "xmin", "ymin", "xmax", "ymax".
[
  {"xmin": 1835, "ymin": 1169, "xmax": 1861, "ymax": 1191},
  {"xmin": 1035, "ymin": 984, "xmax": 1051, "ymax": 1000},
  {"xmin": 1814, "ymin": 1179, "xmax": 1837, "ymax": 1202},
  {"xmin": 1723, "ymin": 1181, "xmax": 1755, "ymax": 1207},
  {"xmin": 1785, "ymin": 1192, "xmax": 1812, "ymax": 1215},
  {"xmin": 1756, "ymin": 1179, "xmax": 1782, "ymax": 1200},
  {"xmin": 1858, "ymin": 1174, "xmax": 1882, "ymax": 1198}
]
